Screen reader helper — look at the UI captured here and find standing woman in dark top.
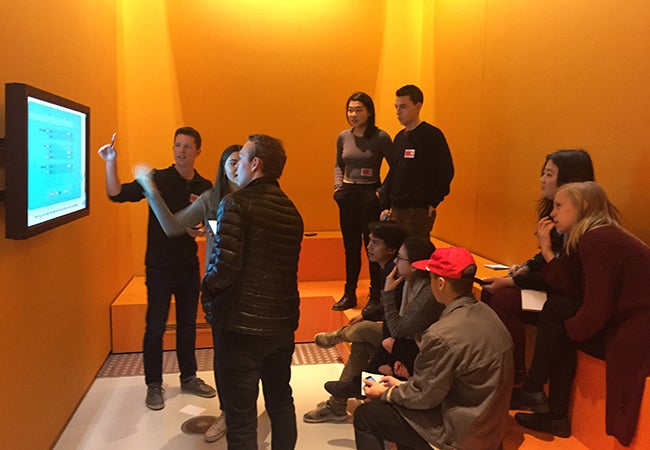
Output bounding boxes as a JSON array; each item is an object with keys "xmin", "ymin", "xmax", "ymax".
[
  {"xmin": 483, "ymin": 149, "xmax": 594, "ymax": 384},
  {"xmin": 332, "ymin": 92, "xmax": 393, "ymax": 313},
  {"xmin": 203, "ymin": 145, "xmax": 241, "ymax": 265}
]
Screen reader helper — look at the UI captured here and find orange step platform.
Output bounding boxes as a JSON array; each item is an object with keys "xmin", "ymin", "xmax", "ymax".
[{"xmin": 110, "ymin": 231, "xmax": 649, "ymax": 449}]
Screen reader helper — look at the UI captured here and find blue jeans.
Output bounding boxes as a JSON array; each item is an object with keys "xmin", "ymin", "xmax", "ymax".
[
  {"xmin": 213, "ymin": 328, "xmax": 297, "ymax": 450},
  {"xmin": 143, "ymin": 266, "xmax": 200, "ymax": 385}
]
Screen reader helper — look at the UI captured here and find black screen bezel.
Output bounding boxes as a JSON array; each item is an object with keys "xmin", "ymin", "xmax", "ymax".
[{"xmin": 4, "ymin": 83, "xmax": 90, "ymax": 239}]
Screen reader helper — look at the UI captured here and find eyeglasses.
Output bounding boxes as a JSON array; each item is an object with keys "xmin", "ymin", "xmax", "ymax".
[{"xmin": 395, "ymin": 255, "xmax": 409, "ymax": 262}]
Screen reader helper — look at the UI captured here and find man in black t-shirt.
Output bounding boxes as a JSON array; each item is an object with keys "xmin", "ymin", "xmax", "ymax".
[{"xmin": 98, "ymin": 127, "xmax": 215, "ymax": 411}]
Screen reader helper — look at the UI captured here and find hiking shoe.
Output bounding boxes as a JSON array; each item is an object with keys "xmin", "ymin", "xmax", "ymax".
[
  {"xmin": 204, "ymin": 413, "xmax": 227, "ymax": 443},
  {"xmin": 314, "ymin": 329, "xmax": 345, "ymax": 348},
  {"xmin": 303, "ymin": 400, "xmax": 348, "ymax": 423},
  {"xmin": 181, "ymin": 376, "xmax": 217, "ymax": 398},
  {"xmin": 146, "ymin": 383, "xmax": 165, "ymax": 410}
]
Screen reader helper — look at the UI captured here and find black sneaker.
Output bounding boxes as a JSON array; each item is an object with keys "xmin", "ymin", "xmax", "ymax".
[
  {"xmin": 324, "ymin": 378, "xmax": 363, "ymax": 399},
  {"xmin": 181, "ymin": 376, "xmax": 217, "ymax": 398},
  {"xmin": 146, "ymin": 383, "xmax": 165, "ymax": 410}
]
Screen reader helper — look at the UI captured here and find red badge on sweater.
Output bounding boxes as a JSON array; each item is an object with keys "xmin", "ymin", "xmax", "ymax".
[{"xmin": 404, "ymin": 149, "xmax": 415, "ymax": 159}]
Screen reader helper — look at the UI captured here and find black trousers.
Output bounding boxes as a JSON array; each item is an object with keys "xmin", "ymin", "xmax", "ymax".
[
  {"xmin": 213, "ymin": 328, "xmax": 297, "ymax": 450},
  {"xmin": 143, "ymin": 266, "xmax": 200, "ymax": 385},
  {"xmin": 335, "ymin": 185, "xmax": 382, "ymax": 298},
  {"xmin": 354, "ymin": 400, "xmax": 434, "ymax": 450},
  {"xmin": 525, "ymin": 295, "xmax": 605, "ymax": 416},
  {"xmin": 366, "ymin": 322, "xmax": 419, "ymax": 378}
]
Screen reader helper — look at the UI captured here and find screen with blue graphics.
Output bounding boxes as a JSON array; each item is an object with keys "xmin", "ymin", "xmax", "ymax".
[{"xmin": 26, "ymin": 96, "xmax": 87, "ymax": 226}]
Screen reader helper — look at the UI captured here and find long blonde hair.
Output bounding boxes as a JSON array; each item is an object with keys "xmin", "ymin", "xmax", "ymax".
[{"xmin": 558, "ymin": 182, "xmax": 620, "ymax": 253}]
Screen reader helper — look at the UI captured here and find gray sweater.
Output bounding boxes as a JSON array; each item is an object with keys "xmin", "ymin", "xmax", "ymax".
[
  {"xmin": 334, "ymin": 128, "xmax": 392, "ymax": 189},
  {"xmin": 144, "ymin": 185, "xmax": 220, "ymax": 270}
]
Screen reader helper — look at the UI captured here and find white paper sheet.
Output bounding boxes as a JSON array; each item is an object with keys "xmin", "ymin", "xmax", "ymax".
[
  {"xmin": 521, "ymin": 289, "xmax": 548, "ymax": 312},
  {"xmin": 179, "ymin": 404, "xmax": 207, "ymax": 416}
]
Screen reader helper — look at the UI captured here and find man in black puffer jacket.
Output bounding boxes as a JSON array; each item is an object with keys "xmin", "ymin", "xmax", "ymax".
[{"xmin": 202, "ymin": 133, "xmax": 303, "ymax": 449}]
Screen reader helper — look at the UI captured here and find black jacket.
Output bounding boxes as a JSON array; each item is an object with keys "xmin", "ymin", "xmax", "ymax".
[{"xmin": 201, "ymin": 176, "xmax": 304, "ymax": 336}]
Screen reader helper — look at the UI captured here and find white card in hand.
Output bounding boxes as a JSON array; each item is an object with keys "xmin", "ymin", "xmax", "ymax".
[
  {"xmin": 207, "ymin": 220, "xmax": 217, "ymax": 235},
  {"xmin": 361, "ymin": 371, "xmax": 383, "ymax": 396},
  {"xmin": 521, "ymin": 289, "xmax": 548, "ymax": 311}
]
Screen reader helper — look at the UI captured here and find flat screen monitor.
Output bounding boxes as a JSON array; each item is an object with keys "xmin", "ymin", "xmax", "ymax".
[{"xmin": 4, "ymin": 83, "xmax": 90, "ymax": 239}]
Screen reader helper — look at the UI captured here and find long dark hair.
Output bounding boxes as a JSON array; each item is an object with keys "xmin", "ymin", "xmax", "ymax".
[
  {"xmin": 537, "ymin": 149, "xmax": 595, "ymax": 218},
  {"xmin": 346, "ymin": 91, "xmax": 378, "ymax": 138},
  {"xmin": 208, "ymin": 144, "xmax": 241, "ymax": 219}
]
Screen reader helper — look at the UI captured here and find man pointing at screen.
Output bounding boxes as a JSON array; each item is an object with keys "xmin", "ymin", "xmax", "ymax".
[{"xmin": 98, "ymin": 128, "xmax": 216, "ymax": 413}]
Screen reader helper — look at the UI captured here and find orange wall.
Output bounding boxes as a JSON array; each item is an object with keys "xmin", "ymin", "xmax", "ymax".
[
  {"xmin": 433, "ymin": 0, "xmax": 650, "ymax": 263},
  {"xmin": 2, "ymin": 0, "xmax": 648, "ymax": 448},
  {"xmin": 0, "ymin": 1, "xmax": 131, "ymax": 449},
  {"xmin": 117, "ymin": 0, "xmax": 435, "ymax": 274},
  {"xmin": 0, "ymin": 1, "xmax": 432, "ymax": 447}
]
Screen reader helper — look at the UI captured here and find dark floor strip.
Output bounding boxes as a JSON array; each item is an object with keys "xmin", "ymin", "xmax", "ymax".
[{"xmin": 97, "ymin": 343, "xmax": 341, "ymax": 378}]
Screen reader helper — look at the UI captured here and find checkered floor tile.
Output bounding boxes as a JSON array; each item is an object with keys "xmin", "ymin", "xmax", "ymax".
[{"xmin": 97, "ymin": 343, "xmax": 341, "ymax": 378}]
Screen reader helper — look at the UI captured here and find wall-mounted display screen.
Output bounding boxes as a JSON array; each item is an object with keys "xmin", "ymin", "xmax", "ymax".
[{"xmin": 4, "ymin": 83, "xmax": 90, "ymax": 239}]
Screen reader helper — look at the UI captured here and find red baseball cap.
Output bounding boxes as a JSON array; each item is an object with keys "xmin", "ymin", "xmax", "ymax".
[{"xmin": 412, "ymin": 247, "xmax": 476, "ymax": 279}]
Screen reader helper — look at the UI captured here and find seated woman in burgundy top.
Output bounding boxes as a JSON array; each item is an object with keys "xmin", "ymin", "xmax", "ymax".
[{"xmin": 513, "ymin": 181, "xmax": 650, "ymax": 446}]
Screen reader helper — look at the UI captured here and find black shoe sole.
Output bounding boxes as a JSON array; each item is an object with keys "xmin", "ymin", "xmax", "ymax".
[
  {"xmin": 146, "ymin": 402, "xmax": 165, "ymax": 411},
  {"xmin": 514, "ymin": 413, "xmax": 571, "ymax": 438},
  {"xmin": 332, "ymin": 303, "xmax": 356, "ymax": 311}
]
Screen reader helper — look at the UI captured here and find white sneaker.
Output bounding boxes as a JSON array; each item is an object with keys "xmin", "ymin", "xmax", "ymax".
[{"xmin": 204, "ymin": 413, "xmax": 227, "ymax": 443}]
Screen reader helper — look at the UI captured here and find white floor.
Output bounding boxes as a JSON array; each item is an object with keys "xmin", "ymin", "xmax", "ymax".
[{"xmin": 55, "ymin": 364, "xmax": 360, "ymax": 450}]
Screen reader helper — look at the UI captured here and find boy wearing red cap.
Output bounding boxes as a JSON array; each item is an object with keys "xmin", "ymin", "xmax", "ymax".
[{"xmin": 354, "ymin": 247, "xmax": 514, "ymax": 450}]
